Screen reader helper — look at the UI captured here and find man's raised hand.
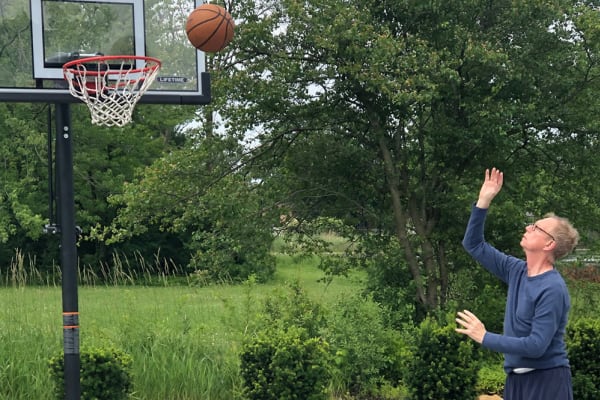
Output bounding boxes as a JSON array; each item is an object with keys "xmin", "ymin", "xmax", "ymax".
[{"xmin": 476, "ymin": 168, "xmax": 503, "ymax": 209}]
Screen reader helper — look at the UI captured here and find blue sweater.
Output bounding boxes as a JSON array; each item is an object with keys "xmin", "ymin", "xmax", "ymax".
[{"xmin": 462, "ymin": 205, "xmax": 571, "ymax": 373}]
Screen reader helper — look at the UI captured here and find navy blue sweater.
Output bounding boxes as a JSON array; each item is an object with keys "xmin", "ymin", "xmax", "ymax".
[{"xmin": 462, "ymin": 205, "xmax": 570, "ymax": 373}]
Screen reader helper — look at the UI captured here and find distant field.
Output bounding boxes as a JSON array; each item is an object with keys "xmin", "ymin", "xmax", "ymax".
[{"xmin": 0, "ymin": 254, "xmax": 364, "ymax": 400}]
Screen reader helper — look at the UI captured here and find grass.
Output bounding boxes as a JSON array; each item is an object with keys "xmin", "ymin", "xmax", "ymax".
[
  {"xmin": 0, "ymin": 254, "xmax": 365, "ymax": 400},
  {"xmin": 81, "ymin": 286, "xmax": 243, "ymax": 399},
  {"xmin": 1, "ymin": 252, "xmax": 598, "ymax": 399},
  {"xmin": 0, "ymin": 287, "xmax": 62, "ymax": 399}
]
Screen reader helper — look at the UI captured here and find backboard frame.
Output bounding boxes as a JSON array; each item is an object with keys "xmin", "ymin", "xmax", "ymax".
[{"xmin": 0, "ymin": 0, "xmax": 211, "ymax": 105}]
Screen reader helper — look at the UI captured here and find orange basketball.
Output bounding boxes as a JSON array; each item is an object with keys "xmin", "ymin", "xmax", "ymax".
[{"xmin": 185, "ymin": 4, "xmax": 235, "ymax": 53}]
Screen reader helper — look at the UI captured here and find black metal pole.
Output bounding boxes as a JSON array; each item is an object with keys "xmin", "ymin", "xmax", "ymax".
[
  {"xmin": 55, "ymin": 102, "xmax": 81, "ymax": 400},
  {"xmin": 47, "ymin": 106, "xmax": 54, "ymax": 225}
]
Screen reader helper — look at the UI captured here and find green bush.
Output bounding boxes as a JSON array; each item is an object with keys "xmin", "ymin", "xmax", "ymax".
[
  {"xmin": 262, "ymin": 281, "xmax": 326, "ymax": 338},
  {"xmin": 239, "ymin": 325, "xmax": 330, "ymax": 400},
  {"xmin": 48, "ymin": 347, "xmax": 133, "ymax": 400},
  {"xmin": 476, "ymin": 362, "xmax": 505, "ymax": 396},
  {"xmin": 240, "ymin": 282, "xmax": 331, "ymax": 399},
  {"xmin": 359, "ymin": 235, "xmax": 418, "ymax": 327},
  {"xmin": 468, "ymin": 283, "xmax": 506, "ymax": 336},
  {"xmin": 322, "ymin": 293, "xmax": 402, "ymax": 398},
  {"xmin": 405, "ymin": 316, "xmax": 478, "ymax": 400},
  {"xmin": 571, "ymin": 374, "xmax": 598, "ymax": 400},
  {"xmin": 567, "ymin": 318, "xmax": 600, "ymax": 399}
]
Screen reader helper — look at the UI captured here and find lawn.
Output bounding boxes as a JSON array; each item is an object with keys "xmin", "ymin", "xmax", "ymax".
[
  {"xmin": 0, "ymin": 254, "xmax": 364, "ymax": 400},
  {"xmin": 0, "ymin": 255, "xmax": 597, "ymax": 399}
]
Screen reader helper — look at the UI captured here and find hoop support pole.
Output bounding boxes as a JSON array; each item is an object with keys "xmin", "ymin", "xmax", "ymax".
[{"xmin": 55, "ymin": 102, "xmax": 81, "ymax": 400}]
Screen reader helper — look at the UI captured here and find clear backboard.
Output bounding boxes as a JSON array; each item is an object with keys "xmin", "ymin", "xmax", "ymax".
[{"xmin": 0, "ymin": 0, "xmax": 210, "ymax": 104}]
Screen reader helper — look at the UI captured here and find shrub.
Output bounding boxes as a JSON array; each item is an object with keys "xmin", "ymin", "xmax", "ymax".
[
  {"xmin": 468, "ymin": 283, "xmax": 506, "ymax": 336},
  {"xmin": 239, "ymin": 281, "xmax": 331, "ymax": 399},
  {"xmin": 476, "ymin": 362, "xmax": 505, "ymax": 396},
  {"xmin": 48, "ymin": 347, "xmax": 133, "ymax": 400},
  {"xmin": 571, "ymin": 374, "xmax": 598, "ymax": 400},
  {"xmin": 567, "ymin": 318, "xmax": 600, "ymax": 399},
  {"xmin": 322, "ymin": 293, "xmax": 402, "ymax": 398},
  {"xmin": 262, "ymin": 280, "xmax": 326, "ymax": 338},
  {"xmin": 358, "ymin": 235, "xmax": 418, "ymax": 327},
  {"xmin": 405, "ymin": 316, "xmax": 478, "ymax": 400},
  {"xmin": 560, "ymin": 262, "xmax": 600, "ymax": 283},
  {"xmin": 239, "ymin": 325, "xmax": 330, "ymax": 400}
]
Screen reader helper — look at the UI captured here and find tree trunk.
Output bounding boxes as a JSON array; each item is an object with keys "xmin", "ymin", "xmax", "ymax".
[{"xmin": 378, "ymin": 136, "xmax": 430, "ymax": 307}]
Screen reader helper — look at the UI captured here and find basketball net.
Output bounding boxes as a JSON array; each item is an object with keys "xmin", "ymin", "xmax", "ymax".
[{"xmin": 63, "ymin": 56, "xmax": 161, "ymax": 127}]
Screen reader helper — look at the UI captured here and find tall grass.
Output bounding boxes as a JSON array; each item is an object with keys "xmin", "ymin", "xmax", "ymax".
[
  {"xmin": 0, "ymin": 287, "xmax": 61, "ymax": 399},
  {"xmin": 81, "ymin": 286, "xmax": 246, "ymax": 399},
  {"xmin": 1, "ymin": 249, "xmax": 189, "ymax": 288},
  {"xmin": 2, "ymin": 250, "xmax": 597, "ymax": 399},
  {"xmin": 0, "ymin": 254, "xmax": 362, "ymax": 400},
  {"xmin": 0, "ymin": 249, "xmax": 59, "ymax": 287}
]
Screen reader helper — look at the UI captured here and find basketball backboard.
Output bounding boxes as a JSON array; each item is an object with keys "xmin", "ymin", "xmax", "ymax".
[{"xmin": 0, "ymin": 0, "xmax": 210, "ymax": 104}]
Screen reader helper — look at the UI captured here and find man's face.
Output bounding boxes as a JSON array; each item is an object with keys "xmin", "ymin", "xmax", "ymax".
[{"xmin": 521, "ymin": 218, "xmax": 557, "ymax": 251}]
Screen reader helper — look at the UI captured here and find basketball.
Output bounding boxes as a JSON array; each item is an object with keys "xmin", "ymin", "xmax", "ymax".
[{"xmin": 185, "ymin": 4, "xmax": 235, "ymax": 53}]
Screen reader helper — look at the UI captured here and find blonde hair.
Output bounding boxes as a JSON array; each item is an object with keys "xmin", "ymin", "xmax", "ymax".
[{"xmin": 545, "ymin": 213, "xmax": 579, "ymax": 260}]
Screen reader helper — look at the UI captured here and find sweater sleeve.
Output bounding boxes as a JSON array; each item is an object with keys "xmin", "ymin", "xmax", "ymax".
[{"xmin": 462, "ymin": 204, "xmax": 515, "ymax": 284}]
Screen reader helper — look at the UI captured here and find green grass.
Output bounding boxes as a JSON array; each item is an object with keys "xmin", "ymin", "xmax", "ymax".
[
  {"xmin": 1, "ymin": 254, "xmax": 598, "ymax": 400},
  {"xmin": 0, "ymin": 288, "xmax": 62, "ymax": 399},
  {"xmin": 0, "ymin": 255, "xmax": 364, "ymax": 400}
]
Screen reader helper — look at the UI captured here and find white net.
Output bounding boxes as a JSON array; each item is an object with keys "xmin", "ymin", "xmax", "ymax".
[{"xmin": 63, "ymin": 56, "xmax": 161, "ymax": 127}]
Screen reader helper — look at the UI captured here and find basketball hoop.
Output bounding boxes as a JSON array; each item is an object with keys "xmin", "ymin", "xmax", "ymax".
[{"xmin": 63, "ymin": 55, "xmax": 161, "ymax": 127}]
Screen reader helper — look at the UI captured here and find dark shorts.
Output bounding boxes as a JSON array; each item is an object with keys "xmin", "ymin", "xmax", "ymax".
[{"xmin": 504, "ymin": 366, "xmax": 573, "ymax": 400}]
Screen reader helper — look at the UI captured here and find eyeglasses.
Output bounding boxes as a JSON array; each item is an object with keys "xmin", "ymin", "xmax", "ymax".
[{"xmin": 530, "ymin": 224, "xmax": 555, "ymax": 241}]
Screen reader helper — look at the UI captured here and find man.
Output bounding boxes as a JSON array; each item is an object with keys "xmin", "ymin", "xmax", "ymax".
[{"xmin": 456, "ymin": 167, "xmax": 579, "ymax": 400}]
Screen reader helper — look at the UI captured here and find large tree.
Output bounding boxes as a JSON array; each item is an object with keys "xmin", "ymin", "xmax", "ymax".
[
  {"xmin": 215, "ymin": 0, "xmax": 600, "ymax": 313},
  {"xmin": 0, "ymin": 100, "xmax": 195, "ymax": 273}
]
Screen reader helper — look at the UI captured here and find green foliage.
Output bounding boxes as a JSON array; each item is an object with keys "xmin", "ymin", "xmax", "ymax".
[
  {"xmin": 223, "ymin": 0, "xmax": 600, "ymax": 317},
  {"xmin": 465, "ymin": 283, "xmax": 506, "ymax": 336},
  {"xmin": 571, "ymin": 374, "xmax": 599, "ymax": 400},
  {"xmin": 48, "ymin": 347, "xmax": 133, "ymax": 400},
  {"xmin": 0, "ymin": 99, "xmax": 190, "ymax": 274},
  {"xmin": 4, "ymin": 273, "xmax": 600, "ymax": 399},
  {"xmin": 476, "ymin": 362, "xmax": 505, "ymax": 396},
  {"xmin": 358, "ymin": 234, "xmax": 418, "ymax": 326},
  {"xmin": 566, "ymin": 318, "xmax": 600, "ymax": 399},
  {"xmin": 262, "ymin": 281, "xmax": 326, "ymax": 337},
  {"xmin": 239, "ymin": 281, "xmax": 331, "ymax": 399},
  {"xmin": 0, "ymin": 103, "xmax": 52, "ymax": 266},
  {"xmin": 240, "ymin": 326, "xmax": 330, "ymax": 400},
  {"xmin": 405, "ymin": 316, "xmax": 478, "ymax": 400},
  {"xmin": 322, "ymin": 293, "xmax": 402, "ymax": 398},
  {"xmin": 103, "ymin": 135, "xmax": 277, "ymax": 283},
  {"xmin": 568, "ymin": 280, "xmax": 600, "ymax": 320}
]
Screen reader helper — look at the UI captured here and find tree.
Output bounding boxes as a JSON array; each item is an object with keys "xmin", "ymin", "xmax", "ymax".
[
  {"xmin": 101, "ymin": 132, "xmax": 277, "ymax": 282},
  {"xmin": 0, "ymin": 97, "xmax": 199, "ymax": 274},
  {"xmin": 72, "ymin": 103, "xmax": 197, "ymax": 269},
  {"xmin": 217, "ymin": 0, "xmax": 600, "ymax": 314},
  {"xmin": 0, "ymin": 102, "xmax": 55, "ymax": 268}
]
